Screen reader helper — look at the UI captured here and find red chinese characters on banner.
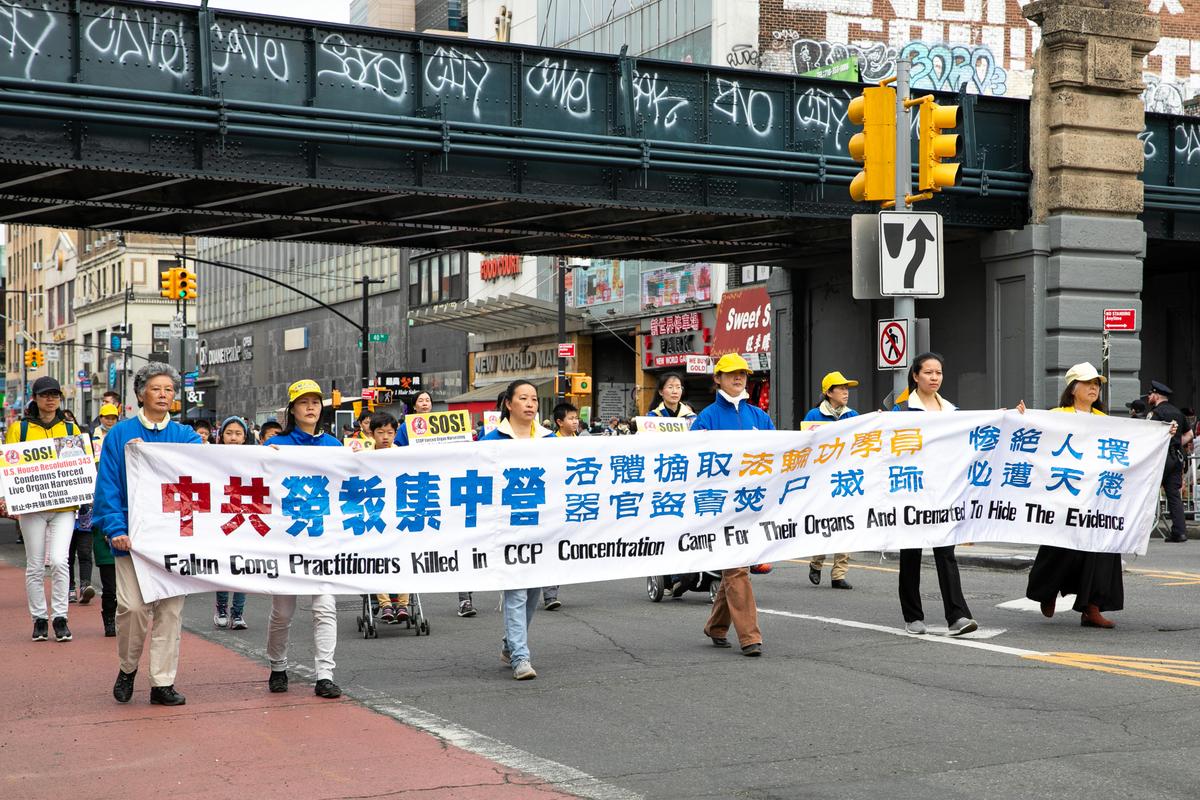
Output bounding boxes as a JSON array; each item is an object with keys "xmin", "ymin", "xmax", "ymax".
[
  {"xmin": 710, "ymin": 286, "xmax": 771, "ymax": 356},
  {"xmin": 161, "ymin": 476, "xmax": 212, "ymax": 537},
  {"xmin": 221, "ymin": 476, "xmax": 273, "ymax": 536}
]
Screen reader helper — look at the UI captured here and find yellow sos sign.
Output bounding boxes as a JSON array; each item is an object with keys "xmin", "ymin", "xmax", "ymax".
[{"xmin": 405, "ymin": 410, "xmax": 473, "ymax": 445}]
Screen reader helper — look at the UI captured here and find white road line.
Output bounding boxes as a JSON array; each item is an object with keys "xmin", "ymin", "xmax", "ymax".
[
  {"xmin": 195, "ymin": 628, "xmax": 643, "ymax": 800},
  {"xmin": 996, "ymin": 595, "xmax": 1076, "ymax": 614},
  {"xmin": 757, "ymin": 607, "xmax": 1040, "ymax": 657}
]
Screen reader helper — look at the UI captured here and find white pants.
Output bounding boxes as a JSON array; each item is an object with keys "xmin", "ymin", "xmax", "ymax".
[
  {"xmin": 267, "ymin": 595, "xmax": 337, "ymax": 681},
  {"xmin": 115, "ymin": 556, "xmax": 185, "ymax": 686},
  {"xmin": 20, "ymin": 510, "xmax": 75, "ymax": 620}
]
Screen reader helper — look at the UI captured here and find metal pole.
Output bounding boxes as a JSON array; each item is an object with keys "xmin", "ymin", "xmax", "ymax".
[
  {"xmin": 181, "ymin": 298, "xmax": 189, "ymax": 423},
  {"xmin": 360, "ymin": 276, "xmax": 370, "ymax": 393},
  {"xmin": 1101, "ymin": 330, "xmax": 1111, "ymax": 411},
  {"xmin": 557, "ymin": 258, "xmax": 567, "ymax": 402},
  {"xmin": 892, "ymin": 59, "xmax": 914, "ymax": 403},
  {"xmin": 123, "ymin": 284, "xmax": 130, "ymax": 414}
]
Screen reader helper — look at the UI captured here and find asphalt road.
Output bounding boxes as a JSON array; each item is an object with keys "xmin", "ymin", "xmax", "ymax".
[{"xmin": 7, "ymin": 525, "xmax": 1200, "ymax": 800}]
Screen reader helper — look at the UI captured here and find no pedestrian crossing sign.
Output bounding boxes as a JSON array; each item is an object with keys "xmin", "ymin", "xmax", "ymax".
[
  {"xmin": 877, "ymin": 318, "xmax": 912, "ymax": 371},
  {"xmin": 878, "ymin": 211, "xmax": 943, "ymax": 298}
]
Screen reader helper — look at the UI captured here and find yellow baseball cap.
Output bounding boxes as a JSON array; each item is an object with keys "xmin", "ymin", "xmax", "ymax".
[
  {"xmin": 821, "ymin": 371, "xmax": 859, "ymax": 394},
  {"xmin": 713, "ymin": 353, "xmax": 752, "ymax": 375},
  {"xmin": 99, "ymin": 404, "xmax": 120, "ymax": 417},
  {"xmin": 287, "ymin": 379, "xmax": 324, "ymax": 404},
  {"xmin": 1064, "ymin": 362, "xmax": 1106, "ymax": 385}
]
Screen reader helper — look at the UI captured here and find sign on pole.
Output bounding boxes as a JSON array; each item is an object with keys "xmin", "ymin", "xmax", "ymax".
[
  {"xmin": 877, "ymin": 318, "xmax": 912, "ymax": 370},
  {"xmin": 558, "ymin": 342, "xmax": 576, "ymax": 358},
  {"xmin": 878, "ymin": 211, "xmax": 944, "ymax": 297},
  {"xmin": 1103, "ymin": 308, "xmax": 1137, "ymax": 331}
]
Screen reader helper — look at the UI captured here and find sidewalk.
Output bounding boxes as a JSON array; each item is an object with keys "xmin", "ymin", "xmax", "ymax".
[{"xmin": 0, "ymin": 562, "xmax": 575, "ymax": 800}]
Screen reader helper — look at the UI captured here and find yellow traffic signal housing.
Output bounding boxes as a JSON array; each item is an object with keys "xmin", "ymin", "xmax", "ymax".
[
  {"xmin": 917, "ymin": 98, "xmax": 961, "ymax": 193},
  {"xmin": 847, "ymin": 85, "xmax": 896, "ymax": 203},
  {"xmin": 570, "ymin": 374, "xmax": 592, "ymax": 395},
  {"xmin": 160, "ymin": 267, "xmax": 181, "ymax": 299},
  {"xmin": 24, "ymin": 350, "xmax": 35, "ymax": 368},
  {"xmin": 178, "ymin": 268, "xmax": 198, "ymax": 300}
]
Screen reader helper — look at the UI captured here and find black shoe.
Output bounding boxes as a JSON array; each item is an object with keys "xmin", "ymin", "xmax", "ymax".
[
  {"xmin": 80, "ymin": 584, "xmax": 95, "ymax": 605},
  {"xmin": 831, "ymin": 578, "xmax": 853, "ymax": 590},
  {"xmin": 808, "ymin": 567, "xmax": 821, "ymax": 585},
  {"xmin": 544, "ymin": 598, "xmax": 562, "ymax": 611},
  {"xmin": 268, "ymin": 670, "xmax": 289, "ymax": 693},
  {"xmin": 113, "ymin": 669, "xmax": 137, "ymax": 703},
  {"xmin": 741, "ymin": 642, "xmax": 763, "ymax": 657},
  {"xmin": 32, "ymin": 618, "xmax": 48, "ymax": 642},
  {"xmin": 706, "ymin": 634, "xmax": 731, "ymax": 648},
  {"xmin": 52, "ymin": 616, "xmax": 72, "ymax": 642},
  {"xmin": 457, "ymin": 600, "xmax": 476, "ymax": 617},
  {"xmin": 103, "ymin": 616, "xmax": 116, "ymax": 637},
  {"xmin": 314, "ymin": 679, "xmax": 342, "ymax": 698},
  {"xmin": 150, "ymin": 685, "xmax": 186, "ymax": 706},
  {"xmin": 1168, "ymin": 534, "xmax": 1189, "ymax": 543}
]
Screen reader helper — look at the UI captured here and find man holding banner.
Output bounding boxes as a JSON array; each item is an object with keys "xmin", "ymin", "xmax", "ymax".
[{"xmin": 94, "ymin": 364, "xmax": 202, "ymax": 706}]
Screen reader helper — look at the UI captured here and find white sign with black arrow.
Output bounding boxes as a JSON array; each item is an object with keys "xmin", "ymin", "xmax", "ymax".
[{"xmin": 878, "ymin": 211, "xmax": 943, "ymax": 298}]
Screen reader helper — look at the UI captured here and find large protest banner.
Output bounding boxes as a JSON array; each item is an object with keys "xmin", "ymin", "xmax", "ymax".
[
  {"xmin": 0, "ymin": 435, "xmax": 97, "ymax": 513},
  {"xmin": 125, "ymin": 411, "xmax": 1169, "ymax": 601}
]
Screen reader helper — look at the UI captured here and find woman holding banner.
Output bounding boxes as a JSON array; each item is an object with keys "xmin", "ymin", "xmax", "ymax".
[
  {"xmin": 94, "ymin": 363, "xmax": 202, "ymax": 706},
  {"xmin": 6, "ymin": 376, "xmax": 84, "ymax": 643},
  {"xmin": 265, "ymin": 380, "xmax": 344, "ymax": 699},
  {"xmin": 892, "ymin": 353, "xmax": 979, "ymax": 637},
  {"xmin": 481, "ymin": 379, "xmax": 555, "ymax": 680},
  {"xmin": 1023, "ymin": 363, "xmax": 1123, "ymax": 629},
  {"xmin": 646, "ymin": 373, "xmax": 696, "ymax": 419}
]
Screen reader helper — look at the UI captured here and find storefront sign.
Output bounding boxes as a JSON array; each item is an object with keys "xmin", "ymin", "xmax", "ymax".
[
  {"xmin": 1, "ymin": 435, "xmax": 97, "ymax": 514},
  {"xmin": 474, "ymin": 344, "xmax": 558, "ymax": 377},
  {"xmin": 641, "ymin": 263, "xmax": 713, "ymax": 309},
  {"xmin": 686, "ymin": 355, "xmax": 713, "ymax": 374},
  {"xmin": 198, "ymin": 335, "xmax": 253, "ymax": 374},
  {"xmin": 646, "ymin": 310, "xmax": 714, "ymax": 369},
  {"xmin": 711, "ymin": 286, "xmax": 772, "ymax": 356},
  {"xmin": 378, "ymin": 372, "xmax": 422, "ymax": 392},
  {"xmin": 480, "ymin": 254, "xmax": 522, "ymax": 281}
]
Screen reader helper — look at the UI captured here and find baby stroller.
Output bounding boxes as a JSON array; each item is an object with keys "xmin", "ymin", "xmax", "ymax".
[
  {"xmin": 356, "ymin": 593, "xmax": 430, "ymax": 638},
  {"xmin": 646, "ymin": 571, "xmax": 721, "ymax": 603}
]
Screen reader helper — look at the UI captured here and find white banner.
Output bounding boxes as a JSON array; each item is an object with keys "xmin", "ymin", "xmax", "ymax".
[
  {"xmin": 125, "ymin": 411, "xmax": 1169, "ymax": 601},
  {"xmin": 1, "ymin": 434, "xmax": 97, "ymax": 514}
]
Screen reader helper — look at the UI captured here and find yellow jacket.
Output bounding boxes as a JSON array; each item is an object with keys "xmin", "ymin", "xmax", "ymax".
[
  {"xmin": 6, "ymin": 415, "xmax": 83, "ymax": 512},
  {"xmin": 1050, "ymin": 406, "xmax": 1105, "ymax": 416}
]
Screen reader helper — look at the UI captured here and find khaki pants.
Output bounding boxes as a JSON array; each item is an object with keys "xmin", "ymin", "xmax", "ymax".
[
  {"xmin": 375, "ymin": 593, "xmax": 410, "ymax": 607},
  {"xmin": 115, "ymin": 556, "xmax": 184, "ymax": 687},
  {"xmin": 704, "ymin": 567, "xmax": 762, "ymax": 648},
  {"xmin": 809, "ymin": 553, "xmax": 850, "ymax": 580}
]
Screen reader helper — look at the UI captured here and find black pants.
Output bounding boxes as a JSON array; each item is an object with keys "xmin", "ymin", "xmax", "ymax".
[
  {"xmin": 898, "ymin": 546, "xmax": 972, "ymax": 625},
  {"xmin": 67, "ymin": 528, "xmax": 93, "ymax": 590},
  {"xmin": 1163, "ymin": 462, "xmax": 1187, "ymax": 539},
  {"xmin": 96, "ymin": 563, "xmax": 116, "ymax": 620}
]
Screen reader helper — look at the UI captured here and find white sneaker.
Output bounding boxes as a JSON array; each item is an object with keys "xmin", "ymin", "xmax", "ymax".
[
  {"xmin": 904, "ymin": 620, "xmax": 926, "ymax": 635},
  {"xmin": 214, "ymin": 609, "xmax": 228, "ymax": 628},
  {"xmin": 512, "ymin": 660, "xmax": 537, "ymax": 680},
  {"xmin": 948, "ymin": 617, "xmax": 978, "ymax": 636}
]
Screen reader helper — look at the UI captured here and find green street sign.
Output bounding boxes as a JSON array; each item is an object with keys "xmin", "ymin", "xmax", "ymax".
[{"xmin": 369, "ymin": 333, "xmax": 389, "ymax": 343}]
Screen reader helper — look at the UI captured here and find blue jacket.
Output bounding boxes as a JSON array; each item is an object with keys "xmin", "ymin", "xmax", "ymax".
[
  {"xmin": 270, "ymin": 427, "xmax": 342, "ymax": 447},
  {"xmin": 803, "ymin": 406, "xmax": 859, "ymax": 423},
  {"xmin": 690, "ymin": 394, "xmax": 775, "ymax": 431},
  {"xmin": 93, "ymin": 415, "xmax": 203, "ymax": 556}
]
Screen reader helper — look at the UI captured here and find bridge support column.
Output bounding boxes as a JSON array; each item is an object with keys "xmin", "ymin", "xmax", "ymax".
[
  {"xmin": 767, "ymin": 266, "xmax": 796, "ymax": 430},
  {"xmin": 983, "ymin": 0, "xmax": 1158, "ymax": 408}
]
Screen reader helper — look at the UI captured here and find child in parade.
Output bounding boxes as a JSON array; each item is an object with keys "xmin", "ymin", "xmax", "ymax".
[
  {"xmin": 368, "ymin": 412, "xmax": 411, "ymax": 623},
  {"xmin": 804, "ymin": 371, "xmax": 859, "ymax": 590},
  {"xmin": 214, "ymin": 417, "xmax": 254, "ymax": 630},
  {"xmin": 481, "ymin": 379, "xmax": 555, "ymax": 679}
]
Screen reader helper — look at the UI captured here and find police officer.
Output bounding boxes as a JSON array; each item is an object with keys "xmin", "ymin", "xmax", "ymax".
[{"xmin": 1148, "ymin": 381, "xmax": 1190, "ymax": 543}]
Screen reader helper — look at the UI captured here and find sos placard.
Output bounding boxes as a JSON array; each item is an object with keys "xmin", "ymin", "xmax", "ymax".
[
  {"xmin": 0, "ymin": 435, "xmax": 98, "ymax": 513},
  {"xmin": 633, "ymin": 416, "xmax": 693, "ymax": 434},
  {"xmin": 405, "ymin": 411, "xmax": 473, "ymax": 445}
]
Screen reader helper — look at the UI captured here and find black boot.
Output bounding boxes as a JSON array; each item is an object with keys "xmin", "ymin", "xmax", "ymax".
[
  {"xmin": 103, "ymin": 613, "xmax": 116, "ymax": 637},
  {"xmin": 150, "ymin": 685, "xmax": 186, "ymax": 706},
  {"xmin": 113, "ymin": 669, "xmax": 136, "ymax": 703}
]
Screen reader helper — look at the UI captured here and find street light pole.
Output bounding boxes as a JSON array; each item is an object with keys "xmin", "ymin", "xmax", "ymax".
[
  {"xmin": 892, "ymin": 59, "xmax": 914, "ymax": 403},
  {"xmin": 359, "ymin": 274, "xmax": 385, "ymax": 392},
  {"xmin": 557, "ymin": 257, "xmax": 567, "ymax": 402}
]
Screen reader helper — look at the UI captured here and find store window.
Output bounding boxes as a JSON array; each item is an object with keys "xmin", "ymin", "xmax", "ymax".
[{"xmin": 409, "ymin": 251, "xmax": 466, "ymax": 308}]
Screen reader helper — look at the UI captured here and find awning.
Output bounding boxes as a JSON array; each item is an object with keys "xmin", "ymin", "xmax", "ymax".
[
  {"xmin": 446, "ymin": 379, "xmax": 554, "ymax": 405},
  {"xmin": 408, "ymin": 294, "xmax": 582, "ymax": 334}
]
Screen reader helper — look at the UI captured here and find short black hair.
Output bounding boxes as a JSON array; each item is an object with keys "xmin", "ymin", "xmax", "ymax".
[
  {"xmin": 260, "ymin": 420, "xmax": 283, "ymax": 435},
  {"xmin": 102, "ymin": 390, "xmax": 120, "ymax": 401},
  {"xmin": 369, "ymin": 411, "xmax": 398, "ymax": 432},
  {"xmin": 553, "ymin": 402, "xmax": 578, "ymax": 423},
  {"xmin": 193, "ymin": 421, "xmax": 212, "ymax": 433},
  {"xmin": 357, "ymin": 409, "xmax": 373, "ymax": 423}
]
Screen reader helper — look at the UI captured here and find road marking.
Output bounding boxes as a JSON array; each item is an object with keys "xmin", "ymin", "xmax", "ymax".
[
  {"xmin": 188, "ymin": 625, "xmax": 642, "ymax": 800},
  {"xmin": 996, "ymin": 595, "xmax": 1077, "ymax": 614},
  {"xmin": 784, "ymin": 559, "xmax": 898, "ymax": 574},
  {"xmin": 759, "ymin": 607, "xmax": 1200, "ymax": 689},
  {"xmin": 1126, "ymin": 567, "xmax": 1200, "ymax": 587}
]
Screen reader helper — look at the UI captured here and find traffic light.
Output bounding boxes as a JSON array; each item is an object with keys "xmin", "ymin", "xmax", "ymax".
[
  {"xmin": 178, "ymin": 268, "xmax": 197, "ymax": 300},
  {"xmin": 569, "ymin": 374, "xmax": 592, "ymax": 395},
  {"xmin": 847, "ymin": 84, "xmax": 896, "ymax": 203},
  {"xmin": 24, "ymin": 350, "xmax": 35, "ymax": 368},
  {"xmin": 160, "ymin": 267, "xmax": 180, "ymax": 299},
  {"xmin": 916, "ymin": 97, "xmax": 961, "ymax": 193}
]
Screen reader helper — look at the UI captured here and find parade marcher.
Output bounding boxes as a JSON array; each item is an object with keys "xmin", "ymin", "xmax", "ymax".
[
  {"xmin": 647, "ymin": 372, "xmax": 696, "ymax": 418},
  {"xmin": 481, "ymin": 379, "xmax": 555, "ymax": 679},
  {"xmin": 265, "ymin": 380, "xmax": 343, "ymax": 699},
  {"xmin": 192, "ymin": 420, "xmax": 213, "ymax": 444},
  {"xmin": 395, "ymin": 390, "xmax": 434, "ymax": 447},
  {"xmin": 89, "ymin": 390, "xmax": 122, "ymax": 432},
  {"xmin": 213, "ymin": 417, "xmax": 254, "ymax": 630},
  {"xmin": 368, "ymin": 411, "xmax": 411, "ymax": 624},
  {"xmin": 259, "ymin": 420, "xmax": 282, "ymax": 444},
  {"xmin": 691, "ymin": 354, "xmax": 773, "ymax": 657},
  {"xmin": 1147, "ymin": 381, "xmax": 1190, "ymax": 543},
  {"xmin": 347, "ymin": 409, "xmax": 375, "ymax": 449},
  {"xmin": 541, "ymin": 401, "xmax": 582, "ymax": 612},
  {"xmin": 1023, "ymin": 363, "xmax": 1124, "ymax": 628},
  {"xmin": 7, "ymin": 377, "xmax": 84, "ymax": 642},
  {"xmin": 892, "ymin": 353, "xmax": 978, "ymax": 637},
  {"xmin": 68, "ymin": 401, "xmax": 116, "ymax": 605},
  {"xmin": 94, "ymin": 364, "xmax": 202, "ymax": 705},
  {"xmin": 91, "ymin": 507, "xmax": 117, "ymax": 638},
  {"xmin": 804, "ymin": 371, "xmax": 860, "ymax": 590}
]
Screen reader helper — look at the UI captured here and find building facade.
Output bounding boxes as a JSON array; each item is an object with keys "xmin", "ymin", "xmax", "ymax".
[
  {"xmin": 4, "ymin": 225, "xmax": 53, "ymax": 418},
  {"xmin": 350, "ymin": 0, "xmax": 417, "ymax": 31}
]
